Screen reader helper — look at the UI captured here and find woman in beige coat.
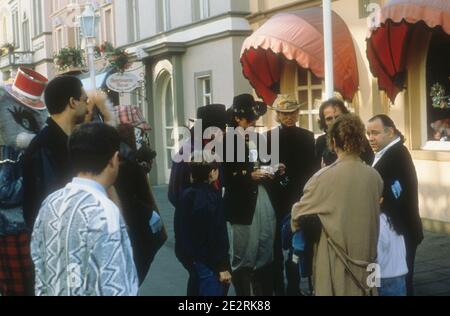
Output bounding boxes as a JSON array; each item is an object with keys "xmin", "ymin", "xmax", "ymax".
[{"xmin": 291, "ymin": 114, "xmax": 383, "ymax": 296}]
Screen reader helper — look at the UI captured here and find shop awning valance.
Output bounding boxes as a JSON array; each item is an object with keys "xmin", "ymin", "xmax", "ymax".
[
  {"xmin": 240, "ymin": 7, "xmax": 359, "ymax": 105},
  {"xmin": 367, "ymin": 0, "xmax": 450, "ymax": 103}
]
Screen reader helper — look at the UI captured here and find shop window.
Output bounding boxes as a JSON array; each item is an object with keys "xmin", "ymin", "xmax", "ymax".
[
  {"xmin": 425, "ymin": 30, "xmax": 450, "ymax": 150},
  {"xmin": 296, "ymin": 67, "xmax": 353, "ymax": 137},
  {"xmin": 296, "ymin": 67, "xmax": 324, "ymax": 135}
]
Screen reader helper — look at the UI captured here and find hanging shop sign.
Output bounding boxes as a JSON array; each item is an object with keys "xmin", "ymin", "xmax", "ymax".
[{"xmin": 106, "ymin": 72, "xmax": 139, "ymax": 93}]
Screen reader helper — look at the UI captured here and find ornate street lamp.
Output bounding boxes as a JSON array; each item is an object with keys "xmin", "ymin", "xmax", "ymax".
[{"xmin": 79, "ymin": 3, "xmax": 100, "ymax": 91}]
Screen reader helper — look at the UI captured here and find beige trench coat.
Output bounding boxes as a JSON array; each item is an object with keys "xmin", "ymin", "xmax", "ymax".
[{"xmin": 292, "ymin": 155, "xmax": 383, "ymax": 296}]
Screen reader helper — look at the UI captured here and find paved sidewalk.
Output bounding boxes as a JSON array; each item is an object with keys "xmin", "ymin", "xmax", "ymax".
[
  {"xmin": 414, "ymin": 231, "xmax": 450, "ymax": 296},
  {"xmin": 141, "ymin": 185, "xmax": 450, "ymax": 296}
]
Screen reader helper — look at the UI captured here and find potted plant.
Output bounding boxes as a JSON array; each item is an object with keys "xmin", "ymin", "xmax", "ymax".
[
  {"xmin": 107, "ymin": 48, "xmax": 131, "ymax": 73},
  {"xmin": 94, "ymin": 41, "xmax": 115, "ymax": 58},
  {"xmin": 54, "ymin": 47, "xmax": 85, "ymax": 72},
  {"xmin": 1, "ymin": 43, "xmax": 14, "ymax": 56}
]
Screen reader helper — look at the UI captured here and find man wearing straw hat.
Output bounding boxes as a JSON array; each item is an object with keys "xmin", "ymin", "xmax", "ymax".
[{"xmin": 266, "ymin": 94, "xmax": 317, "ymax": 295}]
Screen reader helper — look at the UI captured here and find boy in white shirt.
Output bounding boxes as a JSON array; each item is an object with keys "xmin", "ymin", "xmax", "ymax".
[{"xmin": 377, "ymin": 210, "xmax": 408, "ymax": 296}]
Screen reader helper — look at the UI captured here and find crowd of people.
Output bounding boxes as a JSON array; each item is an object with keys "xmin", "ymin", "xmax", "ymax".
[
  {"xmin": 0, "ymin": 69, "xmax": 423, "ymax": 296},
  {"xmin": 170, "ymin": 94, "xmax": 423, "ymax": 297}
]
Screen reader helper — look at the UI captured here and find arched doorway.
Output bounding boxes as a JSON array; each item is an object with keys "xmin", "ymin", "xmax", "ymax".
[
  {"xmin": 153, "ymin": 60, "xmax": 177, "ymax": 184},
  {"xmin": 162, "ymin": 75, "xmax": 176, "ymax": 182}
]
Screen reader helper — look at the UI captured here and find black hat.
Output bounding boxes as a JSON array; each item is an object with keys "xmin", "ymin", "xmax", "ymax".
[
  {"xmin": 229, "ymin": 94, "xmax": 267, "ymax": 122},
  {"xmin": 196, "ymin": 104, "xmax": 228, "ymax": 130}
]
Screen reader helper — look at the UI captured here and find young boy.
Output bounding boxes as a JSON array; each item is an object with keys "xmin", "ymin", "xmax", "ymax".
[
  {"xmin": 175, "ymin": 160, "xmax": 231, "ymax": 296},
  {"xmin": 30, "ymin": 123, "xmax": 138, "ymax": 296}
]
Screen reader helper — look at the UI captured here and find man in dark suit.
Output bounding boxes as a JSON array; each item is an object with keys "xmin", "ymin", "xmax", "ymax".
[
  {"xmin": 266, "ymin": 95, "xmax": 317, "ymax": 296},
  {"xmin": 367, "ymin": 114, "xmax": 424, "ymax": 296}
]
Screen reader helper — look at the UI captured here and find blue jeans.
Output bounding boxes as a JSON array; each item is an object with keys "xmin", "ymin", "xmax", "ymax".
[
  {"xmin": 379, "ymin": 276, "xmax": 407, "ymax": 296},
  {"xmin": 193, "ymin": 262, "xmax": 225, "ymax": 296}
]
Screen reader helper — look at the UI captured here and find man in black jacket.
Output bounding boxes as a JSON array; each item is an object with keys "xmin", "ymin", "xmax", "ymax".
[
  {"xmin": 266, "ymin": 95, "xmax": 317, "ymax": 296},
  {"xmin": 22, "ymin": 76, "xmax": 89, "ymax": 230},
  {"xmin": 223, "ymin": 94, "xmax": 275, "ymax": 296},
  {"xmin": 367, "ymin": 114, "xmax": 424, "ymax": 296}
]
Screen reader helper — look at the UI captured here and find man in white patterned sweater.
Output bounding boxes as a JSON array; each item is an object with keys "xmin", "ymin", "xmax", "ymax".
[{"xmin": 31, "ymin": 123, "xmax": 138, "ymax": 296}]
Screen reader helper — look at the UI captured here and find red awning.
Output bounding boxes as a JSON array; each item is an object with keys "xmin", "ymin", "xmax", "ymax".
[
  {"xmin": 240, "ymin": 7, "xmax": 359, "ymax": 105},
  {"xmin": 367, "ymin": 0, "xmax": 450, "ymax": 103}
]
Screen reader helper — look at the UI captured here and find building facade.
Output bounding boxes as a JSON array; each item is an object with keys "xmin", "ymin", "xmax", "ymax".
[
  {"xmin": 115, "ymin": 0, "xmax": 253, "ymax": 184},
  {"xmin": 245, "ymin": 0, "xmax": 450, "ymax": 232},
  {"xmin": 0, "ymin": 0, "xmax": 53, "ymax": 82}
]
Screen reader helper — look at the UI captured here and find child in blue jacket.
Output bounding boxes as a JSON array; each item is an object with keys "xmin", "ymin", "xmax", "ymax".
[{"xmin": 175, "ymin": 161, "xmax": 231, "ymax": 296}]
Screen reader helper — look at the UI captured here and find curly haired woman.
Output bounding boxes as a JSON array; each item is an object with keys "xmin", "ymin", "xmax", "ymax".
[{"xmin": 291, "ymin": 114, "xmax": 383, "ymax": 296}]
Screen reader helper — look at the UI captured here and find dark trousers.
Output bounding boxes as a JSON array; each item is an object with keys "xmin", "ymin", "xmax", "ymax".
[
  {"xmin": 285, "ymin": 249, "xmax": 301, "ymax": 296},
  {"xmin": 405, "ymin": 237, "xmax": 419, "ymax": 296},
  {"xmin": 273, "ymin": 225, "xmax": 286, "ymax": 296},
  {"xmin": 232, "ymin": 267, "xmax": 253, "ymax": 296},
  {"xmin": 186, "ymin": 265, "xmax": 199, "ymax": 296},
  {"xmin": 233, "ymin": 264, "xmax": 274, "ymax": 296},
  {"xmin": 194, "ymin": 262, "xmax": 227, "ymax": 296}
]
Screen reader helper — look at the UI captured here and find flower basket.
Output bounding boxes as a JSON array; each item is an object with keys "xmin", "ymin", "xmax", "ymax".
[
  {"xmin": 54, "ymin": 47, "xmax": 85, "ymax": 72},
  {"xmin": 107, "ymin": 48, "xmax": 132, "ymax": 73},
  {"xmin": 1, "ymin": 43, "xmax": 14, "ymax": 56},
  {"xmin": 94, "ymin": 41, "xmax": 115, "ymax": 58}
]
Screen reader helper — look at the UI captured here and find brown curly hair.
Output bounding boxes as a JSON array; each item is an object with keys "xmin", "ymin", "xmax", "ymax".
[{"xmin": 328, "ymin": 114, "xmax": 366, "ymax": 155}]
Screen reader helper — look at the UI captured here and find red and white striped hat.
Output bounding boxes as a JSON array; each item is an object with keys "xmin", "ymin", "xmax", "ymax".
[{"xmin": 4, "ymin": 67, "xmax": 48, "ymax": 110}]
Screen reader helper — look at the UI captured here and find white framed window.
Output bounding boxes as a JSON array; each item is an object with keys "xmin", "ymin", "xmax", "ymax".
[
  {"xmin": 127, "ymin": 0, "xmax": 140, "ymax": 42},
  {"xmin": 54, "ymin": 27, "xmax": 63, "ymax": 52},
  {"xmin": 192, "ymin": 0, "xmax": 209, "ymax": 21},
  {"xmin": 12, "ymin": 9, "xmax": 19, "ymax": 48},
  {"xmin": 104, "ymin": 8, "xmax": 113, "ymax": 44},
  {"xmin": 22, "ymin": 13, "xmax": 31, "ymax": 51},
  {"xmin": 52, "ymin": 0, "xmax": 61, "ymax": 13},
  {"xmin": 2, "ymin": 17, "xmax": 7, "ymax": 43},
  {"xmin": 200, "ymin": 77, "xmax": 212, "ymax": 106},
  {"xmin": 74, "ymin": 26, "xmax": 81, "ymax": 48},
  {"xmin": 195, "ymin": 72, "xmax": 212, "ymax": 107},
  {"xmin": 33, "ymin": 0, "xmax": 43, "ymax": 36},
  {"xmin": 156, "ymin": 0, "xmax": 170, "ymax": 32},
  {"xmin": 296, "ymin": 67, "xmax": 324, "ymax": 135},
  {"xmin": 422, "ymin": 30, "xmax": 450, "ymax": 151},
  {"xmin": 296, "ymin": 67, "xmax": 353, "ymax": 136}
]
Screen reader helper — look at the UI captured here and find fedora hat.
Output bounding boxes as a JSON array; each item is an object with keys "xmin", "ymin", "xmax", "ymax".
[
  {"xmin": 270, "ymin": 94, "xmax": 303, "ymax": 113},
  {"xmin": 197, "ymin": 104, "xmax": 228, "ymax": 130},
  {"xmin": 4, "ymin": 67, "xmax": 48, "ymax": 110},
  {"xmin": 229, "ymin": 94, "xmax": 267, "ymax": 122}
]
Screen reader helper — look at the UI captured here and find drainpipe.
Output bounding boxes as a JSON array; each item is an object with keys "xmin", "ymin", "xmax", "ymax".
[{"xmin": 323, "ymin": 0, "xmax": 334, "ymax": 99}]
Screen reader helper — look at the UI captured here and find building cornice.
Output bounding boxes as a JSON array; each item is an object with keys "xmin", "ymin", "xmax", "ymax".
[
  {"xmin": 126, "ymin": 29, "xmax": 251, "ymax": 62},
  {"xmin": 246, "ymin": 0, "xmax": 323, "ymax": 24},
  {"xmin": 185, "ymin": 29, "xmax": 252, "ymax": 48},
  {"xmin": 32, "ymin": 32, "xmax": 52, "ymax": 41},
  {"xmin": 117, "ymin": 11, "xmax": 251, "ymax": 51}
]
